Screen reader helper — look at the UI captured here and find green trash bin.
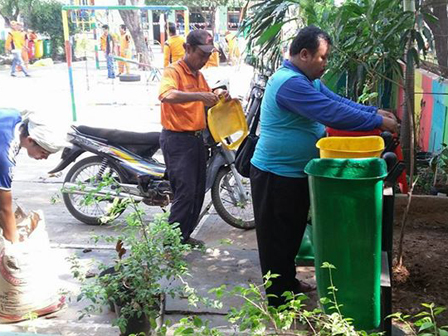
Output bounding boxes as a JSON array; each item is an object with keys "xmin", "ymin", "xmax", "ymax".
[
  {"xmin": 295, "ymin": 224, "xmax": 314, "ymax": 263},
  {"xmin": 43, "ymin": 39, "xmax": 52, "ymax": 57},
  {"xmin": 304, "ymin": 158, "xmax": 387, "ymax": 330}
]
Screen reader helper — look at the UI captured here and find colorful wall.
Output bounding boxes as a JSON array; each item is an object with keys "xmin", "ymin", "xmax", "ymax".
[{"xmin": 396, "ymin": 68, "xmax": 448, "ymax": 152}]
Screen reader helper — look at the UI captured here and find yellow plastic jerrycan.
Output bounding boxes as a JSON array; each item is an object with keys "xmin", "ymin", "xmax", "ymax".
[
  {"xmin": 316, "ymin": 136, "xmax": 385, "ymax": 158},
  {"xmin": 207, "ymin": 98, "xmax": 248, "ymax": 150},
  {"xmin": 34, "ymin": 39, "xmax": 44, "ymax": 59}
]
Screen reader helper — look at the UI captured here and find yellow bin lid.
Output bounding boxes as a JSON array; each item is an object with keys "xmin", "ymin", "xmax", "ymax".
[
  {"xmin": 316, "ymin": 136, "xmax": 385, "ymax": 158},
  {"xmin": 207, "ymin": 98, "xmax": 248, "ymax": 150}
]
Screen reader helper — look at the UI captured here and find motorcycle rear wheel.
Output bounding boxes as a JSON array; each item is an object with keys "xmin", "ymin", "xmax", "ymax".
[
  {"xmin": 211, "ymin": 167, "xmax": 255, "ymax": 229},
  {"xmin": 63, "ymin": 156, "xmax": 126, "ymax": 225}
]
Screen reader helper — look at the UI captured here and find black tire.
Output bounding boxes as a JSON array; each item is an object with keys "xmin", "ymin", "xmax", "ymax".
[
  {"xmin": 211, "ymin": 166, "xmax": 255, "ymax": 229},
  {"xmin": 119, "ymin": 74, "xmax": 141, "ymax": 82},
  {"xmin": 63, "ymin": 156, "xmax": 126, "ymax": 225}
]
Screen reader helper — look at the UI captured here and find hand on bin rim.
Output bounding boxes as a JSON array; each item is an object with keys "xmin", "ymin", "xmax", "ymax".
[
  {"xmin": 377, "ymin": 109, "xmax": 397, "ymax": 121},
  {"xmin": 380, "ymin": 116, "xmax": 398, "ymax": 134}
]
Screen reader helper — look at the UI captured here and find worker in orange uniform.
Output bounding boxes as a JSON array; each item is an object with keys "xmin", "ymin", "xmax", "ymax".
[
  {"xmin": 158, "ymin": 30, "xmax": 230, "ymax": 247},
  {"xmin": 26, "ymin": 30, "xmax": 38, "ymax": 62},
  {"xmin": 118, "ymin": 24, "xmax": 132, "ymax": 76},
  {"xmin": 204, "ymin": 42, "xmax": 220, "ymax": 68},
  {"xmin": 163, "ymin": 22, "xmax": 185, "ymax": 67},
  {"xmin": 16, "ymin": 22, "xmax": 30, "ymax": 70},
  {"xmin": 5, "ymin": 21, "xmax": 30, "ymax": 77},
  {"xmin": 225, "ymin": 31, "xmax": 240, "ymax": 66}
]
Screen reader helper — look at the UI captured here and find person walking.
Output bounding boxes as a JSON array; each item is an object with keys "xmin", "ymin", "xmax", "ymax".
[{"xmin": 5, "ymin": 21, "xmax": 30, "ymax": 77}]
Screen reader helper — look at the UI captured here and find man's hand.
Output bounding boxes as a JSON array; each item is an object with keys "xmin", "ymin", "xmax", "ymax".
[
  {"xmin": 380, "ymin": 116, "xmax": 399, "ymax": 134},
  {"xmin": 200, "ymin": 92, "xmax": 220, "ymax": 107},
  {"xmin": 377, "ymin": 109, "xmax": 397, "ymax": 121},
  {"xmin": 213, "ymin": 89, "xmax": 231, "ymax": 102}
]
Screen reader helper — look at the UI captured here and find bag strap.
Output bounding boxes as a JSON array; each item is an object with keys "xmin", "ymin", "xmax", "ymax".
[{"xmin": 249, "ymin": 101, "xmax": 261, "ymax": 135}]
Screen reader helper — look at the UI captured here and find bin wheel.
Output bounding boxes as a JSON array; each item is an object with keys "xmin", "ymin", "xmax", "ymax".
[{"xmin": 119, "ymin": 74, "xmax": 141, "ymax": 82}]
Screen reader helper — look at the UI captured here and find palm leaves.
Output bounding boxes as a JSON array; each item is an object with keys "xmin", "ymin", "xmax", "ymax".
[
  {"xmin": 241, "ymin": 0, "xmax": 300, "ymax": 71},
  {"xmin": 242, "ymin": 0, "xmax": 429, "ymax": 105}
]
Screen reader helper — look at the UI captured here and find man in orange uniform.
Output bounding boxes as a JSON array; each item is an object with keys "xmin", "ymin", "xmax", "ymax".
[
  {"xmin": 163, "ymin": 23, "xmax": 185, "ymax": 67},
  {"xmin": 17, "ymin": 23, "xmax": 29, "ymax": 69},
  {"xmin": 204, "ymin": 43, "xmax": 220, "ymax": 68},
  {"xmin": 225, "ymin": 31, "xmax": 240, "ymax": 65},
  {"xmin": 118, "ymin": 24, "xmax": 131, "ymax": 76},
  {"xmin": 159, "ymin": 30, "xmax": 230, "ymax": 246},
  {"xmin": 5, "ymin": 21, "xmax": 30, "ymax": 77},
  {"xmin": 26, "ymin": 30, "xmax": 38, "ymax": 62}
]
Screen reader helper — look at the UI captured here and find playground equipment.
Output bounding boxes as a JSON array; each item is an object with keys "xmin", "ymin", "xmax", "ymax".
[
  {"xmin": 61, "ymin": 5, "xmax": 190, "ymax": 122},
  {"xmin": 113, "ymin": 55, "xmax": 161, "ymax": 83}
]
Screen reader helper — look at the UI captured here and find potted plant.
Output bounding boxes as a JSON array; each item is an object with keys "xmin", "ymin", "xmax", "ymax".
[{"xmin": 71, "ymin": 197, "xmax": 191, "ymax": 336}]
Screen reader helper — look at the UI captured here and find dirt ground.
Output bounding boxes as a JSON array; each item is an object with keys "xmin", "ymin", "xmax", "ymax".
[{"xmin": 392, "ymin": 196, "xmax": 448, "ymax": 327}]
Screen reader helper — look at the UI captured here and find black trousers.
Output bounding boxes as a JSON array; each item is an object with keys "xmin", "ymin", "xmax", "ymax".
[
  {"xmin": 160, "ymin": 129, "xmax": 206, "ymax": 240},
  {"xmin": 250, "ymin": 164, "xmax": 310, "ymax": 307}
]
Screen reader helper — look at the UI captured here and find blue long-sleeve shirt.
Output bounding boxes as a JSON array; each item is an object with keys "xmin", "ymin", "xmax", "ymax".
[
  {"xmin": 251, "ymin": 60, "xmax": 383, "ymax": 178},
  {"xmin": 0, "ymin": 109, "xmax": 22, "ymax": 190}
]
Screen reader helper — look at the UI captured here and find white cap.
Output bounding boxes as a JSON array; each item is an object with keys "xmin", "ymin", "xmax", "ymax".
[{"xmin": 21, "ymin": 111, "xmax": 66, "ymax": 153}]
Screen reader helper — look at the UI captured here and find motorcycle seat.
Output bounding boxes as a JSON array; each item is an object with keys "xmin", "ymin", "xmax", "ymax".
[{"xmin": 75, "ymin": 125, "xmax": 161, "ymax": 147}]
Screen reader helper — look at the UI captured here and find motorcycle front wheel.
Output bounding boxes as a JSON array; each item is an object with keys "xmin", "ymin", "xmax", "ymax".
[
  {"xmin": 63, "ymin": 156, "xmax": 126, "ymax": 225},
  {"xmin": 211, "ymin": 166, "xmax": 255, "ymax": 229}
]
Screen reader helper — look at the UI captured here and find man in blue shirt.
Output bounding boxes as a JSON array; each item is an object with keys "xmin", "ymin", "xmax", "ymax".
[
  {"xmin": 250, "ymin": 26, "xmax": 398, "ymax": 307},
  {"xmin": 0, "ymin": 109, "xmax": 62, "ymax": 243}
]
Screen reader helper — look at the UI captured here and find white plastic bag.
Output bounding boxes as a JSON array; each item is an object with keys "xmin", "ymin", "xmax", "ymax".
[{"xmin": 0, "ymin": 210, "xmax": 64, "ymax": 323}]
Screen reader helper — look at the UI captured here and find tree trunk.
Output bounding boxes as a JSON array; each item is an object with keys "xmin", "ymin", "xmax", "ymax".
[
  {"xmin": 0, "ymin": 6, "xmax": 19, "ymax": 26},
  {"xmin": 117, "ymin": 0, "xmax": 151, "ymax": 69},
  {"xmin": 401, "ymin": 39, "xmax": 416, "ymax": 173},
  {"xmin": 423, "ymin": 0, "xmax": 448, "ymax": 76},
  {"xmin": 210, "ymin": 7, "xmax": 216, "ymax": 36}
]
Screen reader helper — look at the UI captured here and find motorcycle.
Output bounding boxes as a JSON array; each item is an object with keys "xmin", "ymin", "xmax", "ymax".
[{"xmin": 49, "ymin": 123, "xmax": 255, "ymax": 229}]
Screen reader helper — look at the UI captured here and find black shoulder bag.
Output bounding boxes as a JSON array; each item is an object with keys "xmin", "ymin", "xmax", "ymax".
[{"xmin": 234, "ymin": 106, "xmax": 260, "ymax": 178}]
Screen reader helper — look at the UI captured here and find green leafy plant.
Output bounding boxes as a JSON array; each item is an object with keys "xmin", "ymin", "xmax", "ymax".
[
  {"xmin": 357, "ymin": 85, "xmax": 379, "ymax": 105},
  {"xmin": 429, "ymin": 144, "xmax": 448, "ymax": 189},
  {"xmin": 242, "ymin": 0, "xmax": 430, "ymax": 106},
  {"xmin": 389, "ymin": 303, "xmax": 448, "ymax": 336},
  {"xmin": 414, "ymin": 144, "xmax": 448, "ymax": 195},
  {"xmin": 70, "ymin": 196, "xmax": 192, "ymax": 335},
  {"xmin": 22, "ymin": 311, "xmax": 39, "ymax": 334},
  {"xmin": 173, "ymin": 263, "xmax": 381, "ymax": 335},
  {"xmin": 27, "ymin": 0, "xmax": 76, "ymax": 59}
]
